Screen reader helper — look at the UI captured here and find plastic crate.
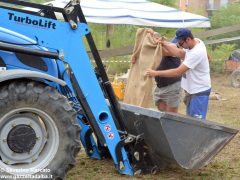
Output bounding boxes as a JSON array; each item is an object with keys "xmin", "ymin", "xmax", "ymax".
[{"xmin": 112, "ymin": 82, "xmax": 125, "ymax": 101}]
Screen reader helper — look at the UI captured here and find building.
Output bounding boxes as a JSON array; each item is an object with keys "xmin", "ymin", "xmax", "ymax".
[{"xmin": 178, "ymin": 0, "xmax": 238, "ymax": 16}]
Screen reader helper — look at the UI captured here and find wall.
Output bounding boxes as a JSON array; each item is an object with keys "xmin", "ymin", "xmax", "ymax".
[{"xmin": 178, "ymin": 0, "xmax": 236, "ymax": 16}]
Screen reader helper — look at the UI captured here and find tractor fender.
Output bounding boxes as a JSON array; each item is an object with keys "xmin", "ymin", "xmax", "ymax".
[{"xmin": 0, "ymin": 69, "xmax": 66, "ymax": 86}]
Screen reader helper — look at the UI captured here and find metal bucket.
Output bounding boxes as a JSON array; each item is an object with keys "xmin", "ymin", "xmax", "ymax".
[{"xmin": 120, "ymin": 102, "xmax": 239, "ymax": 169}]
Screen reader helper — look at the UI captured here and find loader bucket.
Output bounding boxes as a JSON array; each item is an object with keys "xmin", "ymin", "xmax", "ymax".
[{"xmin": 120, "ymin": 102, "xmax": 239, "ymax": 170}]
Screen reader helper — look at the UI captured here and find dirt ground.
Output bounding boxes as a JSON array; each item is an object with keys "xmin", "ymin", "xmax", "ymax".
[{"xmin": 67, "ymin": 73, "xmax": 240, "ymax": 180}]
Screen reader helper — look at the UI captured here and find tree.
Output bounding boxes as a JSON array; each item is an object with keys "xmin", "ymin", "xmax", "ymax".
[
  {"xmin": 210, "ymin": 3, "xmax": 240, "ymax": 28},
  {"xmin": 150, "ymin": 0, "xmax": 177, "ymax": 7}
]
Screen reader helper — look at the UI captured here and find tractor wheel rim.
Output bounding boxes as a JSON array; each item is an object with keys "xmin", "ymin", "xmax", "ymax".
[{"xmin": 0, "ymin": 108, "xmax": 59, "ymax": 175}]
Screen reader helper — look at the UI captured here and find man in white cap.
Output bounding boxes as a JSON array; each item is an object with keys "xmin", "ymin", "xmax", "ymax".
[{"xmin": 146, "ymin": 28, "xmax": 211, "ymax": 119}]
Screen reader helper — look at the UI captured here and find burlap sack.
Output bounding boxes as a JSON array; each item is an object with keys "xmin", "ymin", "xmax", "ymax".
[{"xmin": 123, "ymin": 28, "xmax": 163, "ymax": 108}]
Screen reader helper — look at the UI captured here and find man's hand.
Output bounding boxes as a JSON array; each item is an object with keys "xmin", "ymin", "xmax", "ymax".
[
  {"xmin": 147, "ymin": 29, "xmax": 162, "ymax": 44},
  {"xmin": 146, "ymin": 29, "xmax": 154, "ymax": 34},
  {"xmin": 152, "ymin": 33, "xmax": 161, "ymax": 44},
  {"xmin": 146, "ymin": 68, "xmax": 158, "ymax": 77},
  {"xmin": 131, "ymin": 56, "xmax": 137, "ymax": 64}
]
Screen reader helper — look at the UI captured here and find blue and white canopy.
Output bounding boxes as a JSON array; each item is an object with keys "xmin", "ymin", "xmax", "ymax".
[{"xmin": 46, "ymin": 0, "xmax": 211, "ymax": 28}]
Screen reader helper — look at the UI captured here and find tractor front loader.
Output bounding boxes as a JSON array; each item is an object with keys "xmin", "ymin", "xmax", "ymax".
[{"xmin": 0, "ymin": 0, "xmax": 238, "ymax": 179}]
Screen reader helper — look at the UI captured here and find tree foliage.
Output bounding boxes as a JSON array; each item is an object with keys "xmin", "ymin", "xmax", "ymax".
[
  {"xmin": 210, "ymin": 3, "xmax": 240, "ymax": 28},
  {"xmin": 208, "ymin": 43, "xmax": 236, "ymax": 73},
  {"xmin": 149, "ymin": 0, "xmax": 177, "ymax": 7},
  {"xmin": 30, "ymin": 0, "xmax": 48, "ymax": 3}
]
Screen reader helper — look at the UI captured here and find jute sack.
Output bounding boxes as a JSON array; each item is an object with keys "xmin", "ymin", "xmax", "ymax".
[{"xmin": 123, "ymin": 28, "xmax": 163, "ymax": 108}]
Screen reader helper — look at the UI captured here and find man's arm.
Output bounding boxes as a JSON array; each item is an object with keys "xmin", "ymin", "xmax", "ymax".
[
  {"xmin": 162, "ymin": 41, "xmax": 186, "ymax": 59},
  {"xmin": 146, "ymin": 63, "xmax": 189, "ymax": 77}
]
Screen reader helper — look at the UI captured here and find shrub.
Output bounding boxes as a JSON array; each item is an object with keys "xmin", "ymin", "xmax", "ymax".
[
  {"xmin": 207, "ymin": 44, "xmax": 236, "ymax": 73},
  {"xmin": 104, "ymin": 56, "xmax": 131, "ymax": 75}
]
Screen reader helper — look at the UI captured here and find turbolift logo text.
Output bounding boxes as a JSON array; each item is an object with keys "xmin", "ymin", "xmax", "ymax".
[{"xmin": 8, "ymin": 12, "xmax": 56, "ymax": 29}]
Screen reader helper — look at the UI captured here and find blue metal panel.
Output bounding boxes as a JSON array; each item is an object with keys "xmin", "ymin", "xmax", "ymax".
[{"xmin": 0, "ymin": 27, "xmax": 58, "ymax": 77}]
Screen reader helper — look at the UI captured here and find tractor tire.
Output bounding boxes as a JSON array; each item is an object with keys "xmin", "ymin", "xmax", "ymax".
[
  {"xmin": 0, "ymin": 81, "xmax": 81, "ymax": 180},
  {"xmin": 231, "ymin": 69, "xmax": 240, "ymax": 88}
]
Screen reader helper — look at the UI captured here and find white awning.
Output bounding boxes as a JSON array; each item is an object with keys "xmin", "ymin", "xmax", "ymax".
[{"xmin": 34, "ymin": 0, "xmax": 211, "ymax": 28}]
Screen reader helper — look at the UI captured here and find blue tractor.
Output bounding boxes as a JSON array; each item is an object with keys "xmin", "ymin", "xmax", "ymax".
[{"xmin": 0, "ymin": 0, "xmax": 238, "ymax": 179}]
